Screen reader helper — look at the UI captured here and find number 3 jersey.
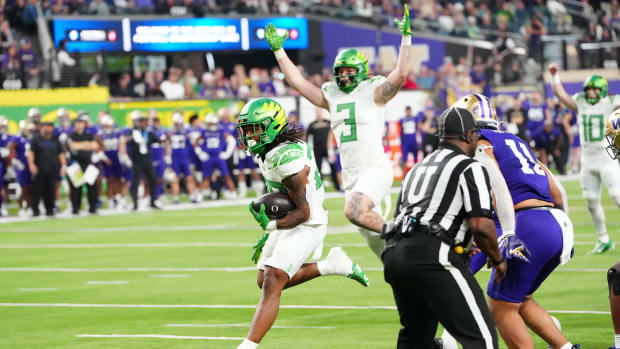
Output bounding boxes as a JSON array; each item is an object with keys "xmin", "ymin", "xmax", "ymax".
[
  {"xmin": 572, "ymin": 93, "xmax": 620, "ymax": 158},
  {"xmin": 480, "ymin": 129, "xmax": 553, "ymax": 205},
  {"xmin": 321, "ymin": 76, "xmax": 388, "ymax": 170},
  {"xmin": 257, "ymin": 141, "xmax": 327, "ymax": 226}
]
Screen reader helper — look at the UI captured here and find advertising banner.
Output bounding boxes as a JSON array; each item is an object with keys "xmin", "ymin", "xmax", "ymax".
[{"xmin": 0, "ymin": 86, "xmax": 109, "ymax": 133}]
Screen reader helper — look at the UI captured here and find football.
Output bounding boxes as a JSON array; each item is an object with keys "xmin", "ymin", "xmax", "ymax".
[{"xmin": 252, "ymin": 192, "xmax": 296, "ymax": 220}]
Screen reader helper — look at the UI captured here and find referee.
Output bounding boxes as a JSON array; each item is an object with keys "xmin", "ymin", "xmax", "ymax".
[{"xmin": 381, "ymin": 107, "xmax": 507, "ymax": 349}]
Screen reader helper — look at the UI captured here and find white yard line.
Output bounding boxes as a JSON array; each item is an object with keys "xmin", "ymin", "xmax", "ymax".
[
  {"xmin": 166, "ymin": 323, "xmax": 335, "ymax": 329},
  {"xmin": 76, "ymin": 334, "xmax": 244, "ymax": 340},
  {"xmin": 18, "ymin": 288, "xmax": 58, "ymax": 292},
  {"xmin": 0, "ymin": 303, "xmax": 610, "ymax": 314},
  {"xmin": 0, "ymin": 267, "xmax": 608, "ymax": 273},
  {"xmin": 85, "ymin": 281, "xmax": 129, "ymax": 285},
  {"xmin": 0, "ymin": 241, "xmax": 600, "ymax": 249},
  {"xmin": 149, "ymin": 274, "xmax": 191, "ymax": 278}
]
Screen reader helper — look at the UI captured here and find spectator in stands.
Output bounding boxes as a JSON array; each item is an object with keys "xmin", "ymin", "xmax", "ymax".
[
  {"xmin": 258, "ymin": 69, "xmax": 276, "ymax": 96},
  {"xmin": 416, "ymin": 64, "xmax": 436, "ymax": 90},
  {"xmin": 18, "ymin": 38, "xmax": 40, "ymax": 88},
  {"xmin": 229, "ymin": 73, "xmax": 250, "ymax": 98},
  {"xmin": 2, "ymin": 43, "xmax": 24, "ymax": 90},
  {"xmin": 197, "ymin": 72, "xmax": 216, "ymax": 98},
  {"xmin": 134, "ymin": 0, "xmax": 155, "ymax": 13},
  {"xmin": 0, "ymin": 20, "xmax": 15, "ymax": 51},
  {"xmin": 88, "ymin": 0, "xmax": 112, "ymax": 15},
  {"xmin": 160, "ymin": 67, "xmax": 184, "ymax": 100},
  {"xmin": 6, "ymin": 0, "xmax": 25, "ymax": 31},
  {"xmin": 57, "ymin": 39, "xmax": 76, "ymax": 87},
  {"xmin": 21, "ymin": 0, "xmax": 38, "ymax": 33},
  {"xmin": 142, "ymin": 71, "xmax": 163, "ymax": 97},
  {"xmin": 525, "ymin": 12, "xmax": 547, "ymax": 62},
  {"xmin": 111, "ymin": 73, "xmax": 138, "ymax": 98},
  {"xmin": 68, "ymin": 0, "xmax": 88, "ymax": 15},
  {"xmin": 503, "ymin": 59, "xmax": 523, "ymax": 84},
  {"xmin": 270, "ymin": 67, "xmax": 287, "ymax": 95},
  {"xmin": 232, "ymin": 0, "xmax": 257, "ymax": 14}
]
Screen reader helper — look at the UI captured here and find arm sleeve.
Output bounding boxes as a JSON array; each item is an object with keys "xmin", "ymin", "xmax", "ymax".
[
  {"xmin": 458, "ymin": 161, "xmax": 494, "ymax": 219},
  {"xmin": 474, "ymin": 146, "xmax": 515, "ymax": 233}
]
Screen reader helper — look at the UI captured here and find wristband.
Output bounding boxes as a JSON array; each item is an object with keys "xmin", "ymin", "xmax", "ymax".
[
  {"xmin": 401, "ymin": 35, "xmax": 411, "ymax": 46},
  {"xmin": 274, "ymin": 48, "xmax": 286, "ymax": 60},
  {"xmin": 551, "ymin": 73, "xmax": 561, "ymax": 85},
  {"xmin": 491, "ymin": 257, "xmax": 504, "ymax": 266},
  {"xmin": 266, "ymin": 220, "xmax": 277, "ymax": 232}
]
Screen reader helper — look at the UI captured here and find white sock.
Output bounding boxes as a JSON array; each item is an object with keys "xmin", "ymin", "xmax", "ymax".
[
  {"xmin": 317, "ymin": 259, "xmax": 335, "ymax": 276},
  {"xmin": 237, "ymin": 338, "xmax": 258, "ymax": 349},
  {"xmin": 615, "ymin": 334, "xmax": 620, "ymax": 348},
  {"xmin": 601, "ymin": 234, "xmax": 611, "ymax": 244},
  {"xmin": 440, "ymin": 330, "xmax": 459, "ymax": 349},
  {"xmin": 559, "ymin": 342, "xmax": 573, "ymax": 349}
]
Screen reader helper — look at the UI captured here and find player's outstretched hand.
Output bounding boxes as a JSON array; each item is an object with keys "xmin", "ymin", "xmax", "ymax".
[
  {"xmin": 499, "ymin": 233, "xmax": 531, "ymax": 263},
  {"xmin": 251, "ymin": 232, "xmax": 270, "ymax": 264},
  {"xmin": 249, "ymin": 201, "xmax": 270, "ymax": 231},
  {"xmin": 264, "ymin": 23, "xmax": 288, "ymax": 51},
  {"xmin": 548, "ymin": 63, "xmax": 559, "ymax": 76},
  {"xmin": 394, "ymin": 4, "xmax": 412, "ymax": 36}
]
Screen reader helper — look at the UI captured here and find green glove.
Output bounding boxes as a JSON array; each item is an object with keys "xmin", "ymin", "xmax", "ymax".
[
  {"xmin": 251, "ymin": 232, "xmax": 270, "ymax": 264},
  {"xmin": 264, "ymin": 23, "xmax": 288, "ymax": 51},
  {"xmin": 249, "ymin": 201, "xmax": 270, "ymax": 231},
  {"xmin": 394, "ymin": 4, "xmax": 412, "ymax": 36}
]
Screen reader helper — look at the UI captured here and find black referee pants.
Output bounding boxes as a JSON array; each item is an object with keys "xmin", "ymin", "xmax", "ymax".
[
  {"xmin": 130, "ymin": 157, "xmax": 157, "ymax": 209},
  {"xmin": 383, "ymin": 233, "xmax": 498, "ymax": 349}
]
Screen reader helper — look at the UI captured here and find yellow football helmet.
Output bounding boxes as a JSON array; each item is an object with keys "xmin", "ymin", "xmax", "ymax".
[
  {"xmin": 605, "ymin": 109, "xmax": 620, "ymax": 160},
  {"xmin": 451, "ymin": 94, "xmax": 498, "ymax": 130}
]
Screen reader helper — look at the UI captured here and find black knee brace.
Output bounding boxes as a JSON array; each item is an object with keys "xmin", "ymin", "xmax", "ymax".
[{"xmin": 608, "ymin": 268, "xmax": 620, "ymax": 295}]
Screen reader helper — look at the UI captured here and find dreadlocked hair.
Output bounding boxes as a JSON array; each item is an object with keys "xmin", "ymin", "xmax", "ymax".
[{"xmin": 260, "ymin": 121, "xmax": 306, "ymax": 160}]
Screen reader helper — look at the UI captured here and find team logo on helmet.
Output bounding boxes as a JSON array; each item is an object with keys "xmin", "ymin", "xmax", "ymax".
[
  {"xmin": 236, "ymin": 98, "xmax": 288, "ymax": 155},
  {"xmin": 605, "ymin": 110, "xmax": 620, "ymax": 160},
  {"xmin": 451, "ymin": 94, "xmax": 498, "ymax": 130}
]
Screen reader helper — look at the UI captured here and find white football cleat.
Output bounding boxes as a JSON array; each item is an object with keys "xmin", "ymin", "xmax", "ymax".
[{"xmin": 325, "ymin": 246, "xmax": 369, "ymax": 287}]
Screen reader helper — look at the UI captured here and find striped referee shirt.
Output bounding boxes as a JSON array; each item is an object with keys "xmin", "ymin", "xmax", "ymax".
[{"xmin": 394, "ymin": 143, "xmax": 494, "ymax": 246}]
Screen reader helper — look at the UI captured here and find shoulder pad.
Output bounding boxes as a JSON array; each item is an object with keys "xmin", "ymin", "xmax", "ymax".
[{"xmin": 270, "ymin": 142, "xmax": 304, "ymax": 167}]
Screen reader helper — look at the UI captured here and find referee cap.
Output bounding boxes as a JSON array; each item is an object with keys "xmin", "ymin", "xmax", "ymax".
[{"xmin": 438, "ymin": 107, "xmax": 479, "ymax": 141}]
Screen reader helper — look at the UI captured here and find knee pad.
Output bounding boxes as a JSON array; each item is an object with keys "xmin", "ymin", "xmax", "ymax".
[{"xmin": 608, "ymin": 267, "xmax": 620, "ymax": 295}]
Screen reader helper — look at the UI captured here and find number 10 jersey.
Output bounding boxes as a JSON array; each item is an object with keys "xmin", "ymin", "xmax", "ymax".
[
  {"xmin": 321, "ymin": 76, "xmax": 389, "ymax": 170},
  {"xmin": 572, "ymin": 93, "xmax": 620, "ymax": 158}
]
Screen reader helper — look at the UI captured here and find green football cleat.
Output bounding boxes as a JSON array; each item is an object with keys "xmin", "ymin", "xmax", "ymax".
[
  {"xmin": 589, "ymin": 240, "xmax": 614, "ymax": 255},
  {"xmin": 348, "ymin": 263, "xmax": 370, "ymax": 287}
]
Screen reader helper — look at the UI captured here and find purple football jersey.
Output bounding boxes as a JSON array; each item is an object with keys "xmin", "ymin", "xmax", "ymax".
[
  {"xmin": 523, "ymin": 101, "xmax": 547, "ymax": 137},
  {"xmin": 481, "ymin": 129, "xmax": 553, "ymax": 205},
  {"xmin": 169, "ymin": 129, "xmax": 190, "ymax": 161},
  {"xmin": 200, "ymin": 127, "xmax": 227, "ymax": 156},
  {"xmin": 149, "ymin": 126, "xmax": 167, "ymax": 161}
]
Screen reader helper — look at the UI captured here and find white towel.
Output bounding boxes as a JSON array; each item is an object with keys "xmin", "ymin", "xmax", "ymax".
[{"xmin": 550, "ymin": 208, "xmax": 574, "ymax": 265}]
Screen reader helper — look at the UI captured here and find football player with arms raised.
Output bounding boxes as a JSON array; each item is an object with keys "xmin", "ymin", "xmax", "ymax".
[
  {"xmin": 264, "ymin": 6, "xmax": 413, "ymax": 259},
  {"xmin": 236, "ymin": 98, "xmax": 369, "ymax": 349},
  {"xmin": 549, "ymin": 65, "xmax": 620, "ymax": 254}
]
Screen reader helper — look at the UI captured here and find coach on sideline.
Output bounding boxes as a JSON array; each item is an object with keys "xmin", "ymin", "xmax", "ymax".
[
  {"xmin": 28, "ymin": 121, "xmax": 66, "ymax": 217},
  {"xmin": 381, "ymin": 107, "xmax": 507, "ymax": 348}
]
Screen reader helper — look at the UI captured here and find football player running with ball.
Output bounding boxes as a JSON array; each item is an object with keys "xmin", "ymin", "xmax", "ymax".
[
  {"xmin": 236, "ymin": 98, "xmax": 369, "ymax": 349},
  {"xmin": 264, "ymin": 6, "xmax": 413, "ymax": 259},
  {"xmin": 549, "ymin": 64, "xmax": 620, "ymax": 254}
]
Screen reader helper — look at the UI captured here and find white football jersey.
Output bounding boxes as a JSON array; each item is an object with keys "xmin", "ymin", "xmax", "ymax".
[
  {"xmin": 572, "ymin": 93, "xmax": 620, "ymax": 157},
  {"xmin": 258, "ymin": 141, "xmax": 327, "ymax": 225},
  {"xmin": 322, "ymin": 76, "xmax": 389, "ymax": 169}
]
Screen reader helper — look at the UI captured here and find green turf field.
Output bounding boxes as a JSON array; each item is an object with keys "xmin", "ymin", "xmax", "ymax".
[{"xmin": 0, "ymin": 180, "xmax": 618, "ymax": 348}]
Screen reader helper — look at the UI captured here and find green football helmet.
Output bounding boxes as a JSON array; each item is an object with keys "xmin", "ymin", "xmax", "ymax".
[
  {"xmin": 236, "ymin": 98, "xmax": 288, "ymax": 155},
  {"xmin": 583, "ymin": 75, "xmax": 608, "ymax": 104},
  {"xmin": 332, "ymin": 49, "xmax": 369, "ymax": 93}
]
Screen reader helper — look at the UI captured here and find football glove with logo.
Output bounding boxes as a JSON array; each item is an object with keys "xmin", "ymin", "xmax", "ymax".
[{"xmin": 499, "ymin": 232, "xmax": 531, "ymax": 263}]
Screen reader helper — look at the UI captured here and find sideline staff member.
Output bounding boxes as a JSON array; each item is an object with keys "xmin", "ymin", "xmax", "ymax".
[
  {"xmin": 382, "ymin": 107, "xmax": 507, "ymax": 349},
  {"xmin": 28, "ymin": 121, "xmax": 66, "ymax": 217},
  {"xmin": 68, "ymin": 115, "xmax": 98, "ymax": 215}
]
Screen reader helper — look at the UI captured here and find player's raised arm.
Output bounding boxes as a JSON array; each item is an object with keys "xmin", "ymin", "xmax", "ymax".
[
  {"xmin": 548, "ymin": 63, "xmax": 578, "ymax": 112},
  {"xmin": 374, "ymin": 4, "xmax": 412, "ymax": 106},
  {"xmin": 265, "ymin": 24, "xmax": 329, "ymax": 110}
]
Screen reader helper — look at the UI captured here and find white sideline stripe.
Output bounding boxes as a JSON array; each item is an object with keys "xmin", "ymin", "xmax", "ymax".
[
  {"xmin": 166, "ymin": 323, "xmax": 336, "ymax": 329},
  {"xmin": 149, "ymin": 274, "xmax": 191, "ymax": 278},
  {"xmin": 0, "ymin": 242, "xmax": 373, "ymax": 248},
  {"xmin": 18, "ymin": 288, "xmax": 58, "ymax": 292},
  {"xmin": 0, "ymin": 267, "xmax": 256, "ymax": 272},
  {"xmin": 76, "ymin": 334, "xmax": 244, "ymax": 340},
  {"xmin": 0, "ymin": 224, "xmax": 359, "ymax": 234},
  {"xmin": 85, "ymin": 281, "xmax": 129, "ymax": 285},
  {"xmin": 0, "ymin": 303, "xmax": 609, "ymax": 315},
  {"xmin": 0, "ymin": 267, "xmax": 608, "ymax": 273},
  {"xmin": 0, "ymin": 241, "xmax": 600, "ymax": 249}
]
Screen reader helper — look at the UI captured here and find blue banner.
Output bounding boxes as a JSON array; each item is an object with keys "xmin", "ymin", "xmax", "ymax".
[
  {"xmin": 52, "ymin": 17, "xmax": 308, "ymax": 53},
  {"xmin": 53, "ymin": 19, "xmax": 124, "ymax": 53}
]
